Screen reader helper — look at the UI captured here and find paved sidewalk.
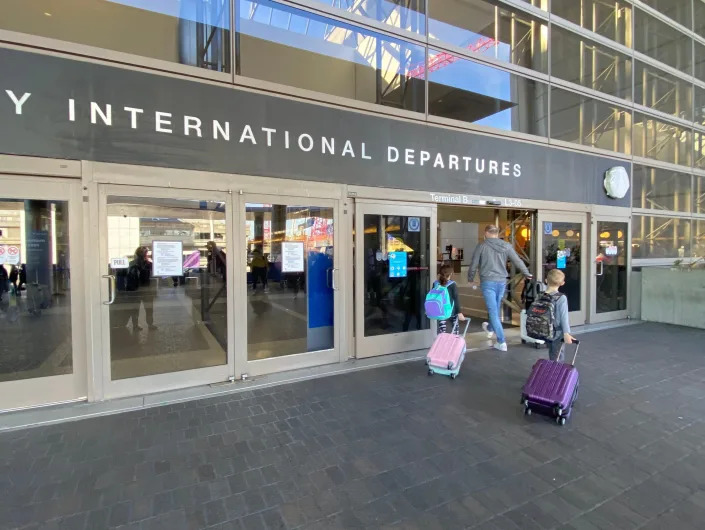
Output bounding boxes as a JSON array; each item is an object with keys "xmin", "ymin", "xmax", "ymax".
[{"xmin": 2, "ymin": 322, "xmax": 705, "ymax": 530}]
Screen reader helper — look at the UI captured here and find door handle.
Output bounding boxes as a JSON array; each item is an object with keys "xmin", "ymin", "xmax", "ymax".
[
  {"xmin": 103, "ymin": 274, "xmax": 116, "ymax": 305},
  {"xmin": 596, "ymin": 261, "xmax": 604, "ymax": 277},
  {"xmin": 332, "ymin": 268, "xmax": 339, "ymax": 291}
]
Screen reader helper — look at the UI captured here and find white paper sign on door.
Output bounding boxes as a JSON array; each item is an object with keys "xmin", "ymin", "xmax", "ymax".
[
  {"xmin": 6, "ymin": 246, "xmax": 20, "ymax": 265},
  {"xmin": 281, "ymin": 241, "xmax": 305, "ymax": 273},
  {"xmin": 152, "ymin": 241, "xmax": 183, "ymax": 276}
]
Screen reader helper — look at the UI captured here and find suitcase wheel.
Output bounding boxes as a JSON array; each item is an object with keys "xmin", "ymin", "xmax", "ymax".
[
  {"xmin": 521, "ymin": 339, "xmax": 526, "ymax": 344},
  {"xmin": 427, "ymin": 369, "xmax": 434, "ymax": 376},
  {"xmin": 524, "ymin": 407, "xmax": 532, "ymax": 416},
  {"xmin": 450, "ymin": 373, "xmax": 457, "ymax": 380},
  {"xmin": 556, "ymin": 416, "xmax": 566, "ymax": 426}
]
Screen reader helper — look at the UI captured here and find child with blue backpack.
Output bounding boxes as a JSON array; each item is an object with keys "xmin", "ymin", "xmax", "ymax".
[{"xmin": 434, "ymin": 265, "xmax": 466, "ymax": 334}]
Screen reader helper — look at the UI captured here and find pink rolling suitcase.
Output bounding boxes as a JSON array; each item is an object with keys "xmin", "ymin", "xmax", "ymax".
[
  {"xmin": 426, "ymin": 320, "xmax": 470, "ymax": 380},
  {"xmin": 521, "ymin": 340, "xmax": 580, "ymax": 426}
]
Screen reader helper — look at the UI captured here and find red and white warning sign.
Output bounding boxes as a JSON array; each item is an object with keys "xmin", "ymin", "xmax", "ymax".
[{"xmin": 5, "ymin": 245, "xmax": 20, "ymax": 265}]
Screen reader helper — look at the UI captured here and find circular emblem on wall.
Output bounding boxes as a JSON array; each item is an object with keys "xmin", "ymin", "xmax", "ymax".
[{"xmin": 603, "ymin": 166, "xmax": 630, "ymax": 199}]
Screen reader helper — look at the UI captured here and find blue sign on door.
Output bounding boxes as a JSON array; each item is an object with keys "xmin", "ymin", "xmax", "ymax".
[
  {"xmin": 557, "ymin": 250, "xmax": 567, "ymax": 269},
  {"xmin": 544, "ymin": 222, "xmax": 553, "ymax": 235},
  {"xmin": 388, "ymin": 251, "xmax": 408, "ymax": 278}
]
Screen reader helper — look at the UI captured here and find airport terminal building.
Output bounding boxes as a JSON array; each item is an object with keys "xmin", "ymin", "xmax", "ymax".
[{"xmin": 0, "ymin": 0, "xmax": 703, "ymax": 412}]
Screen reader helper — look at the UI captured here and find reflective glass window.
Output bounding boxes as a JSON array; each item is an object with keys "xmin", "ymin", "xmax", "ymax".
[
  {"xmin": 551, "ymin": 26, "xmax": 632, "ymax": 101},
  {"xmin": 634, "ymin": 62, "xmax": 693, "ymax": 122},
  {"xmin": 634, "ymin": 8, "xmax": 692, "ymax": 74},
  {"xmin": 541, "ymin": 221, "xmax": 582, "ymax": 312},
  {"xmin": 696, "ymin": 175, "xmax": 705, "ymax": 214},
  {"xmin": 694, "ymin": 42, "xmax": 705, "ymax": 84},
  {"xmin": 0, "ymin": 200, "xmax": 72, "ymax": 383},
  {"xmin": 640, "ymin": 0, "xmax": 692, "ymax": 30},
  {"xmin": 550, "ymin": 88, "xmax": 631, "ymax": 154},
  {"xmin": 308, "ymin": 0, "xmax": 425, "ymax": 34},
  {"xmin": 363, "ymin": 215, "xmax": 431, "ymax": 337},
  {"xmin": 551, "ymin": 0, "xmax": 632, "ymax": 46},
  {"xmin": 632, "ymin": 215, "xmax": 691, "ymax": 259},
  {"xmin": 107, "ymin": 197, "xmax": 227, "ymax": 380},
  {"xmin": 695, "ymin": 1, "xmax": 705, "ymax": 39},
  {"xmin": 245, "ymin": 203, "xmax": 335, "ymax": 360},
  {"xmin": 0, "ymin": 0, "xmax": 231, "ymax": 72},
  {"xmin": 517, "ymin": 0, "xmax": 547, "ymax": 9},
  {"xmin": 428, "ymin": 0, "xmax": 548, "ymax": 74},
  {"xmin": 237, "ymin": 0, "xmax": 425, "ymax": 113},
  {"xmin": 695, "ymin": 219, "xmax": 705, "ymax": 257},
  {"xmin": 695, "ymin": 86, "xmax": 705, "ymax": 127},
  {"xmin": 693, "ymin": 130, "xmax": 705, "ymax": 169},
  {"xmin": 633, "ymin": 113, "xmax": 692, "ymax": 166},
  {"xmin": 428, "ymin": 51, "xmax": 548, "ymax": 137},
  {"xmin": 632, "ymin": 165, "xmax": 692, "ymax": 212}
]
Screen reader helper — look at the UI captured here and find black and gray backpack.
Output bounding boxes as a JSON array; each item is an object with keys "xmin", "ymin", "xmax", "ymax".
[{"xmin": 526, "ymin": 291, "xmax": 563, "ymax": 341}]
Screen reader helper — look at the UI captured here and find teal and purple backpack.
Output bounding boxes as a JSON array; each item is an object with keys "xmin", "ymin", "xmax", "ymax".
[{"xmin": 424, "ymin": 281, "xmax": 454, "ymax": 320}]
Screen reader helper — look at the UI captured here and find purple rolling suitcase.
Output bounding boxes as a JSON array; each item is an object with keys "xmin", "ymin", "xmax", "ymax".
[{"xmin": 520, "ymin": 340, "xmax": 580, "ymax": 426}]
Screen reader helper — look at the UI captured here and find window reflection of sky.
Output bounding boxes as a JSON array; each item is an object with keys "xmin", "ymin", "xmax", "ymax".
[
  {"xmin": 312, "ymin": 0, "xmax": 426, "ymax": 33},
  {"xmin": 429, "ymin": 55, "xmax": 515, "ymax": 130},
  {"xmin": 239, "ymin": 0, "xmax": 424, "ymax": 73},
  {"xmin": 107, "ymin": 0, "xmax": 230, "ymax": 29},
  {"xmin": 428, "ymin": 21, "xmax": 510, "ymax": 63}
]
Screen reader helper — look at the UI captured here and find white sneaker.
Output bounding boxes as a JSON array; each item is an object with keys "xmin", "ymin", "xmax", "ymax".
[
  {"xmin": 482, "ymin": 322, "xmax": 494, "ymax": 339},
  {"xmin": 493, "ymin": 342, "xmax": 508, "ymax": 352}
]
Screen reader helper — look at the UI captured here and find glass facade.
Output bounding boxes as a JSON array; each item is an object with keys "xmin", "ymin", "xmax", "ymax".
[
  {"xmin": 551, "ymin": 0, "xmax": 632, "ymax": 47},
  {"xmin": 428, "ymin": 0, "xmax": 548, "ymax": 74},
  {"xmin": 632, "ymin": 165, "xmax": 692, "ymax": 212},
  {"xmin": 427, "ymin": 51, "xmax": 548, "ymax": 135},
  {"xmin": 3, "ymin": 0, "xmax": 705, "ymax": 264},
  {"xmin": 0, "ymin": 199, "xmax": 72, "ymax": 383},
  {"xmin": 551, "ymin": 26, "xmax": 632, "ymax": 101},
  {"xmin": 632, "ymin": 215, "xmax": 691, "ymax": 259},
  {"xmin": 0, "ymin": 0, "xmax": 231, "ymax": 72},
  {"xmin": 551, "ymin": 88, "xmax": 631, "ymax": 154}
]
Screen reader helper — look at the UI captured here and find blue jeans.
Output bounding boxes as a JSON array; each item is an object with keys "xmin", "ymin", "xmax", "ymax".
[{"xmin": 481, "ymin": 281, "xmax": 506, "ymax": 344}]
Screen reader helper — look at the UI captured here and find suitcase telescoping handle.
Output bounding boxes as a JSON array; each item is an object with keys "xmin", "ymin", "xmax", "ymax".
[
  {"xmin": 452, "ymin": 319, "xmax": 471, "ymax": 338},
  {"xmin": 569, "ymin": 339, "xmax": 580, "ymax": 365}
]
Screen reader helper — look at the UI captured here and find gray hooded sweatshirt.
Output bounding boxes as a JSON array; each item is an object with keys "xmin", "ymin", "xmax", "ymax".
[{"xmin": 468, "ymin": 238, "xmax": 531, "ymax": 283}]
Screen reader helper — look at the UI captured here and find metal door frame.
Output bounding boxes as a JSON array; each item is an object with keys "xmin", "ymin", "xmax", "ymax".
[
  {"xmin": 536, "ymin": 211, "xmax": 589, "ymax": 327},
  {"xmin": 0, "ymin": 175, "xmax": 87, "ymax": 411},
  {"xmin": 97, "ymin": 184, "xmax": 233, "ymax": 400},
  {"xmin": 354, "ymin": 199, "xmax": 437, "ymax": 358},
  {"xmin": 589, "ymin": 212, "xmax": 631, "ymax": 323},
  {"xmin": 236, "ymin": 193, "xmax": 343, "ymax": 377}
]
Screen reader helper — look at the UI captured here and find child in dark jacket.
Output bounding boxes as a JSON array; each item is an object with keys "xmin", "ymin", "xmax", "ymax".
[{"xmin": 437, "ymin": 265, "xmax": 466, "ymax": 334}]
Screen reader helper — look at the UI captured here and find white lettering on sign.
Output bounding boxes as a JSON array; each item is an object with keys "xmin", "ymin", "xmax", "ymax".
[
  {"xmin": 5, "ymin": 90, "xmax": 31, "ymax": 115},
  {"xmin": 428, "ymin": 193, "xmax": 522, "ymax": 207},
  {"xmin": 9, "ymin": 94, "xmax": 528, "ymax": 180}
]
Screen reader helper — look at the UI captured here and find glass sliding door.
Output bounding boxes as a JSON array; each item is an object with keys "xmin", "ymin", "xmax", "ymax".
[
  {"xmin": 590, "ymin": 216, "xmax": 630, "ymax": 322},
  {"xmin": 0, "ymin": 176, "xmax": 86, "ymax": 411},
  {"xmin": 99, "ymin": 185, "xmax": 232, "ymax": 398},
  {"xmin": 536, "ymin": 212, "xmax": 587, "ymax": 326},
  {"xmin": 240, "ymin": 195, "xmax": 340, "ymax": 376},
  {"xmin": 354, "ymin": 200, "xmax": 436, "ymax": 358}
]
